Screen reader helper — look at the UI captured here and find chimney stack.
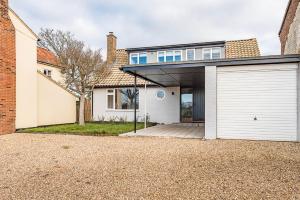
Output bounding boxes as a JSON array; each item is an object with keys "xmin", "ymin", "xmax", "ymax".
[
  {"xmin": 107, "ymin": 32, "xmax": 117, "ymax": 66},
  {"xmin": 0, "ymin": 0, "xmax": 9, "ymax": 18}
]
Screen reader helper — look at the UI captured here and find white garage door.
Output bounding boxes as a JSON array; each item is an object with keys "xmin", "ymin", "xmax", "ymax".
[{"xmin": 217, "ymin": 64, "xmax": 298, "ymax": 141}]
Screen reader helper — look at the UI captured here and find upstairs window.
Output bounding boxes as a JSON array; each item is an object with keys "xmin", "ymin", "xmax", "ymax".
[
  {"xmin": 158, "ymin": 50, "xmax": 182, "ymax": 63},
  {"xmin": 203, "ymin": 47, "xmax": 222, "ymax": 60},
  {"xmin": 186, "ymin": 49, "xmax": 195, "ymax": 61},
  {"xmin": 158, "ymin": 51, "xmax": 165, "ymax": 63},
  {"xmin": 43, "ymin": 69, "xmax": 52, "ymax": 77},
  {"xmin": 130, "ymin": 53, "xmax": 147, "ymax": 64}
]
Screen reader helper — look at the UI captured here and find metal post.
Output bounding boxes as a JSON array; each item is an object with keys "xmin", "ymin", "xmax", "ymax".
[
  {"xmin": 134, "ymin": 75, "xmax": 137, "ymax": 133},
  {"xmin": 144, "ymin": 83, "xmax": 147, "ymax": 129}
]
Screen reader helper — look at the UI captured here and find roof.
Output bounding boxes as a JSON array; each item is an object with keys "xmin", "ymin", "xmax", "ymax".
[
  {"xmin": 95, "ymin": 38, "xmax": 261, "ymax": 88},
  {"xmin": 225, "ymin": 38, "xmax": 260, "ymax": 58},
  {"xmin": 37, "ymin": 47, "xmax": 60, "ymax": 68},
  {"xmin": 95, "ymin": 49, "xmax": 150, "ymax": 88}
]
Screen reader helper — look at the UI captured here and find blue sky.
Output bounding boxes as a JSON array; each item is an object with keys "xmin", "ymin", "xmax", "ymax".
[{"xmin": 10, "ymin": 0, "xmax": 289, "ymax": 57}]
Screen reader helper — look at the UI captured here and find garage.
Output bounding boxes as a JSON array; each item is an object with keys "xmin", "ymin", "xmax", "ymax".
[{"xmin": 217, "ymin": 63, "xmax": 298, "ymax": 141}]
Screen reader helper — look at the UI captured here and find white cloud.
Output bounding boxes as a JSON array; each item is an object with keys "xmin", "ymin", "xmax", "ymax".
[{"xmin": 10, "ymin": 0, "xmax": 290, "ymax": 56}]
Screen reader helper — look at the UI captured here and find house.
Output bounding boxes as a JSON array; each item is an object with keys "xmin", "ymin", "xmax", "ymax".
[
  {"xmin": 0, "ymin": 0, "xmax": 77, "ymax": 134},
  {"xmin": 279, "ymin": 0, "xmax": 300, "ymax": 54},
  {"xmin": 93, "ymin": 32, "xmax": 300, "ymax": 142}
]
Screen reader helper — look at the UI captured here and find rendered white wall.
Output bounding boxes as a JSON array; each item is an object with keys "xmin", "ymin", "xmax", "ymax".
[
  {"xmin": 9, "ymin": 10, "xmax": 38, "ymax": 129},
  {"xmin": 37, "ymin": 73, "xmax": 77, "ymax": 126},
  {"xmin": 93, "ymin": 87, "xmax": 180, "ymax": 124},
  {"xmin": 37, "ymin": 63, "xmax": 65, "ymax": 84},
  {"xmin": 205, "ymin": 66, "xmax": 217, "ymax": 139}
]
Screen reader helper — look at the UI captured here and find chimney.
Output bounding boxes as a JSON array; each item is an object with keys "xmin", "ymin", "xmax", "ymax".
[
  {"xmin": 0, "ymin": 0, "xmax": 9, "ymax": 18},
  {"xmin": 0, "ymin": 0, "xmax": 16, "ymax": 135},
  {"xmin": 107, "ymin": 32, "xmax": 117, "ymax": 66}
]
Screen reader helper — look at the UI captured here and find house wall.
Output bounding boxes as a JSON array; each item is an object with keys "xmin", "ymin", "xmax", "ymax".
[
  {"xmin": 37, "ymin": 73, "xmax": 77, "ymax": 126},
  {"xmin": 9, "ymin": 10, "xmax": 39, "ymax": 129},
  {"xmin": 37, "ymin": 63, "xmax": 64, "ymax": 84},
  {"xmin": 280, "ymin": 0, "xmax": 300, "ymax": 54},
  {"xmin": 284, "ymin": 2, "xmax": 300, "ymax": 54},
  {"xmin": 0, "ymin": 1, "xmax": 16, "ymax": 134},
  {"xmin": 93, "ymin": 87, "xmax": 180, "ymax": 124}
]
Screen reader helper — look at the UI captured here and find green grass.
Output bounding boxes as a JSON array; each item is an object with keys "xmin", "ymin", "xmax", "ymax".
[{"xmin": 17, "ymin": 122, "xmax": 155, "ymax": 136}]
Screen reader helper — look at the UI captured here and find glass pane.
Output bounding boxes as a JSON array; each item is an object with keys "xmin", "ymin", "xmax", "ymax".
[
  {"xmin": 158, "ymin": 52, "xmax": 165, "ymax": 63},
  {"xmin": 181, "ymin": 88, "xmax": 193, "ymax": 123},
  {"xmin": 166, "ymin": 51, "xmax": 173, "ymax": 62},
  {"xmin": 187, "ymin": 49, "xmax": 195, "ymax": 61},
  {"xmin": 203, "ymin": 49, "xmax": 211, "ymax": 60},
  {"xmin": 107, "ymin": 95, "xmax": 114, "ymax": 109},
  {"xmin": 212, "ymin": 48, "xmax": 221, "ymax": 59},
  {"xmin": 130, "ymin": 54, "xmax": 138, "ymax": 64},
  {"xmin": 139, "ymin": 53, "xmax": 147, "ymax": 64},
  {"xmin": 115, "ymin": 88, "xmax": 139, "ymax": 110},
  {"xmin": 174, "ymin": 51, "xmax": 181, "ymax": 62}
]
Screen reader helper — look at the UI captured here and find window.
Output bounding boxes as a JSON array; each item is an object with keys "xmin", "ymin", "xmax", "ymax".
[
  {"xmin": 203, "ymin": 48, "xmax": 212, "ymax": 60},
  {"xmin": 107, "ymin": 90, "xmax": 114, "ymax": 109},
  {"xmin": 212, "ymin": 47, "xmax": 221, "ymax": 59},
  {"xmin": 166, "ymin": 51, "xmax": 173, "ymax": 62},
  {"xmin": 156, "ymin": 90, "xmax": 165, "ymax": 100},
  {"xmin": 186, "ymin": 49, "xmax": 195, "ymax": 61},
  {"xmin": 130, "ymin": 53, "xmax": 139, "ymax": 64},
  {"xmin": 139, "ymin": 53, "xmax": 147, "ymax": 64},
  {"xmin": 174, "ymin": 51, "xmax": 182, "ymax": 62},
  {"xmin": 158, "ymin": 51, "xmax": 165, "ymax": 63},
  {"xmin": 130, "ymin": 53, "xmax": 147, "ymax": 64},
  {"xmin": 157, "ymin": 50, "xmax": 182, "ymax": 63},
  {"xmin": 203, "ymin": 47, "xmax": 222, "ymax": 60},
  {"xmin": 43, "ymin": 69, "xmax": 52, "ymax": 77},
  {"xmin": 107, "ymin": 88, "xmax": 139, "ymax": 110}
]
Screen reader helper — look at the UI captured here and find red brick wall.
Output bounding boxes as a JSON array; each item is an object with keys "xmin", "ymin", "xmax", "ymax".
[
  {"xmin": 0, "ymin": 0, "xmax": 16, "ymax": 134},
  {"xmin": 279, "ymin": 0, "xmax": 300, "ymax": 54},
  {"xmin": 106, "ymin": 32, "xmax": 117, "ymax": 66}
]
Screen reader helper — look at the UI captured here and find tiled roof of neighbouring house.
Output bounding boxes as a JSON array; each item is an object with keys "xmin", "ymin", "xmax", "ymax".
[
  {"xmin": 37, "ymin": 47, "xmax": 60, "ymax": 67},
  {"xmin": 95, "ymin": 38, "xmax": 261, "ymax": 87},
  {"xmin": 225, "ymin": 38, "xmax": 260, "ymax": 58}
]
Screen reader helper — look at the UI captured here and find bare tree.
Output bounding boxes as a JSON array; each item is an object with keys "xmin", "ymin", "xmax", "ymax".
[{"xmin": 39, "ymin": 29, "xmax": 108, "ymax": 126}]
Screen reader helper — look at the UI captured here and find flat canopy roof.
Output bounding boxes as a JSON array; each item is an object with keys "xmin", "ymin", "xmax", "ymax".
[{"xmin": 121, "ymin": 55, "xmax": 300, "ymax": 87}]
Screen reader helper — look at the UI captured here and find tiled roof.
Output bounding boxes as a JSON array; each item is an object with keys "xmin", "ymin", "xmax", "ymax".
[
  {"xmin": 37, "ymin": 47, "xmax": 60, "ymax": 67},
  {"xmin": 95, "ymin": 49, "xmax": 149, "ymax": 87},
  {"xmin": 96, "ymin": 38, "xmax": 261, "ymax": 87},
  {"xmin": 225, "ymin": 38, "xmax": 260, "ymax": 58}
]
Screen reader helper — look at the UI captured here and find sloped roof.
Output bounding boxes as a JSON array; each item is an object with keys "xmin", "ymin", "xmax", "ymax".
[
  {"xmin": 95, "ymin": 49, "xmax": 148, "ymax": 87},
  {"xmin": 225, "ymin": 38, "xmax": 260, "ymax": 58},
  {"xmin": 37, "ymin": 47, "xmax": 60, "ymax": 68},
  {"xmin": 96, "ymin": 38, "xmax": 261, "ymax": 87}
]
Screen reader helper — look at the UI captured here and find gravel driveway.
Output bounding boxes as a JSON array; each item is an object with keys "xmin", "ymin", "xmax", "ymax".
[{"xmin": 0, "ymin": 133, "xmax": 299, "ymax": 200}]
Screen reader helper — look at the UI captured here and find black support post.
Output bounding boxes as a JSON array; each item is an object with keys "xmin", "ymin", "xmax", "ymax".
[{"xmin": 134, "ymin": 75, "xmax": 137, "ymax": 133}]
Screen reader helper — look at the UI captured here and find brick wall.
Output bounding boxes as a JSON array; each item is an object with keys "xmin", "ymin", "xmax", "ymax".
[
  {"xmin": 0, "ymin": 0, "xmax": 16, "ymax": 134},
  {"xmin": 106, "ymin": 32, "xmax": 117, "ymax": 66},
  {"xmin": 279, "ymin": 0, "xmax": 300, "ymax": 54}
]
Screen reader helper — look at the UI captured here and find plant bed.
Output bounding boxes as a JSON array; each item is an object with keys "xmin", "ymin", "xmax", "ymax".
[{"xmin": 17, "ymin": 122, "xmax": 156, "ymax": 136}]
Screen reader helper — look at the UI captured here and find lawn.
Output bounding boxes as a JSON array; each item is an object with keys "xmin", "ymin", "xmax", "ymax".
[{"xmin": 17, "ymin": 122, "xmax": 155, "ymax": 136}]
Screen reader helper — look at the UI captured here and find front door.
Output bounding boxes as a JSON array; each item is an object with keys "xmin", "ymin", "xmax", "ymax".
[{"xmin": 181, "ymin": 88, "xmax": 193, "ymax": 122}]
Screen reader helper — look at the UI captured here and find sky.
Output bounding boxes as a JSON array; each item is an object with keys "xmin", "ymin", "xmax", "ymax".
[{"xmin": 10, "ymin": 0, "xmax": 289, "ymax": 57}]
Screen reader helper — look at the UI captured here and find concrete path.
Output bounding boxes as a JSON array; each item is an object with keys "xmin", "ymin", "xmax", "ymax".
[{"xmin": 121, "ymin": 124, "xmax": 204, "ymax": 139}]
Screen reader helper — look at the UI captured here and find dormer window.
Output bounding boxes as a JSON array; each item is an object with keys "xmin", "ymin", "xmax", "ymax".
[
  {"xmin": 158, "ymin": 51, "xmax": 165, "ymax": 63},
  {"xmin": 157, "ymin": 50, "xmax": 182, "ymax": 63},
  {"xmin": 130, "ymin": 53, "xmax": 147, "ymax": 64},
  {"xmin": 186, "ymin": 49, "xmax": 195, "ymax": 61},
  {"xmin": 43, "ymin": 69, "xmax": 52, "ymax": 77}
]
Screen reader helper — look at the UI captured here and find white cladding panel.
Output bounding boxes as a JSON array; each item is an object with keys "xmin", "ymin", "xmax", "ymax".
[{"xmin": 217, "ymin": 64, "xmax": 298, "ymax": 141}]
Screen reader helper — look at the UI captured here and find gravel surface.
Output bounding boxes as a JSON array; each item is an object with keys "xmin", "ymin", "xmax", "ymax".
[{"xmin": 0, "ymin": 133, "xmax": 299, "ymax": 200}]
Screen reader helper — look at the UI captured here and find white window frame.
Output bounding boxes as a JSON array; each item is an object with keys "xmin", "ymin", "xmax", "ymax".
[
  {"xmin": 186, "ymin": 49, "xmax": 196, "ymax": 61},
  {"xmin": 106, "ymin": 89, "xmax": 115, "ymax": 110},
  {"xmin": 202, "ymin": 48, "xmax": 212, "ymax": 60},
  {"xmin": 43, "ymin": 69, "xmax": 52, "ymax": 77},
  {"xmin": 130, "ymin": 52, "xmax": 147, "ymax": 65},
  {"xmin": 157, "ymin": 50, "xmax": 182, "ymax": 63},
  {"xmin": 106, "ymin": 88, "xmax": 139, "ymax": 111}
]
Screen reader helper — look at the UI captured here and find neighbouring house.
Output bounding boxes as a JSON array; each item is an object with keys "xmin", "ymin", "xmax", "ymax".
[
  {"xmin": 0, "ymin": 0, "xmax": 77, "ymax": 134},
  {"xmin": 279, "ymin": 0, "xmax": 300, "ymax": 54},
  {"xmin": 93, "ymin": 32, "xmax": 300, "ymax": 142}
]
